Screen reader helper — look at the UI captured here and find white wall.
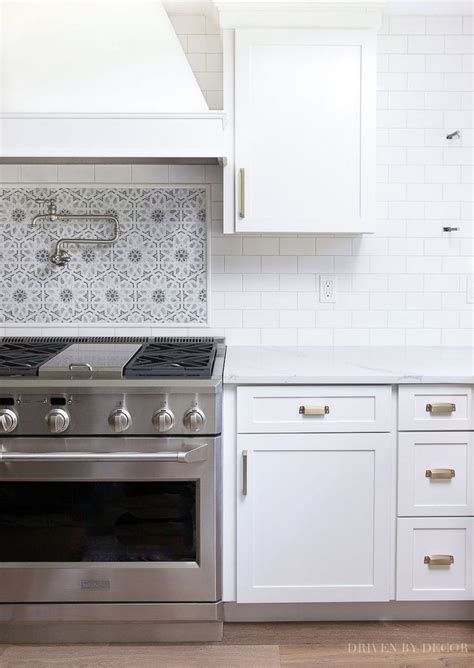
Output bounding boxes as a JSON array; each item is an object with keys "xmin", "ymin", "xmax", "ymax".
[{"xmin": 0, "ymin": 10, "xmax": 472, "ymax": 346}]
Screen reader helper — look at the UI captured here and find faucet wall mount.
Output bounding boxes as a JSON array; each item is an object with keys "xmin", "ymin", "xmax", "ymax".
[{"xmin": 32, "ymin": 198, "xmax": 120, "ymax": 267}]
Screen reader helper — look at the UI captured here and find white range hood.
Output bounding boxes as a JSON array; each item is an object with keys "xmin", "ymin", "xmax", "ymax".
[{"xmin": 0, "ymin": 0, "xmax": 226, "ymax": 161}]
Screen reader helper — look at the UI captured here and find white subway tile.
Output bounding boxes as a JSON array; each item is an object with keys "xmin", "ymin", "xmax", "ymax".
[
  {"xmin": 390, "ymin": 16, "xmax": 426, "ymax": 35},
  {"xmin": 389, "ymin": 55, "xmax": 426, "ymax": 72},
  {"xmin": 212, "ymin": 310, "xmax": 242, "ymax": 327},
  {"xmin": 352, "ymin": 274, "xmax": 388, "ymax": 292},
  {"xmin": 243, "ymin": 237, "xmax": 279, "ymax": 255},
  {"xmin": 388, "ymin": 273, "xmax": 424, "ymax": 292},
  {"xmin": 131, "ymin": 165, "xmax": 169, "ymax": 183},
  {"xmin": 407, "ymin": 72, "xmax": 444, "ymax": 91},
  {"xmin": 388, "ymin": 311, "xmax": 424, "ymax": 328},
  {"xmin": 225, "ymin": 329, "xmax": 261, "ymax": 345},
  {"xmin": 461, "ymin": 166, "xmax": 473, "ymax": 182},
  {"xmin": 389, "ymin": 165, "xmax": 424, "ymax": 183},
  {"xmin": 21, "ymin": 164, "xmax": 58, "ymax": 182},
  {"xmin": 243, "ymin": 274, "xmax": 279, "ymax": 292},
  {"xmin": 297, "ymin": 256, "xmax": 335, "ymax": 273},
  {"xmin": 462, "ymin": 55, "xmax": 473, "ymax": 72},
  {"xmin": 370, "ymin": 328, "xmax": 406, "ymax": 345},
  {"xmin": 335, "ymin": 256, "xmax": 370, "ymax": 274},
  {"xmin": 261, "ymin": 329, "xmax": 297, "ymax": 345},
  {"xmin": 378, "ymin": 35, "xmax": 408, "ymax": 53},
  {"xmin": 443, "ymin": 256, "xmax": 474, "ymax": 273},
  {"xmin": 443, "ymin": 147, "xmax": 474, "ymax": 165},
  {"xmin": 377, "ymin": 110, "xmax": 407, "ymax": 128},
  {"xmin": 225, "ymin": 292, "xmax": 260, "ymax": 309},
  {"xmin": 425, "ymin": 201, "xmax": 461, "ymax": 219},
  {"xmin": 444, "ymin": 183, "xmax": 473, "ymax": 200},
  {"xmin": 213, "ymin": 274, "xmax": 242, "ymax": 292},
  {"xmin": 444, "ymin": 110, "xmax": 473, "ymax": 128},
  {"xmin": 407, "ymin": 292, "xmax": 442, "ymax": 310},
  {"xmin": 407, "ymin": 147, "xmax": 443, "ymax": 165},
  {"xmin": 187, "ymin": 34, "xmax": 222, "ymax": 53},
  {"xmin": 377, "ymin": 146, "xmax": 407, "ymax": 165},
  {"xmin": 207, "ymin": 54, "xmax": 223, "ymax": 72},
  {"xmin": 377, "ymin": 54, "xmax": 389, "ymax": 72},
  {"xmin": 212, "ymin": 236, "xmax": 242, "ymax": 256},
  {"xmin": 262, "ymin": 292, "xmax": 298, "ymax": 309},
  {"xmin": 187, "ymin": 52, "xmax": 206, "ymax": 72},
  {"xmin": 389, "ymin": 201, "xmax": 425, "ymax": 219},
  {"xmin": 280, "ymin": 310, "xmax": 315, "ymax": 328},
  {"xmin": 169, "ymin": 14, "xmax": 205, "ymax": 34},
  {"xmin": 297, "ymin": 329, "xmax": 334, "ymax": 345},
  {"xmin": 280, "ymin": 274, "xmax": 315, "ymax": 292},
  {"xmin": 389, "ymin": 92, "xmax": 426, "ymax": 111},
  {"xmin": 424, "ymin": 273, "xmax": 460, "ymax": 292},
  {"xmin": 352, "ymin": 238, "xmax": 388, "ymax": 255},
  {"xmin": 336, "ymin": 292, "xmax": 371, "ymax": 310},
  {"xmin": 316, "ymin": 311, "xmax": 352, "ymax": 328},
  {"xmin": 407, "ymin": 110, "xmax": 443, "ymax": 128},
  {"xmin": 426, "ymin": 55, "xmax": 463, "ymax": 72},
  {"xmin": 225, "ymin": 256, "xmax": 260, "ymax": 273},
  {"xmin": 377, "ymin": 165, "xmax": 389, "ymax": 183},
  {"xmin": 352, "ymin": 311, "xmax": 388, "ymax": 328},
  {"xmin": 243, "ymin": 310, "xmax": 279, "ymax": 328},
  {"xmin": 0, "ymin": 165, "xmax": 21, "ymax": 182},
  {"xmin": 262, "ymin": 256, "xmax": 297, "ymax": 274},
  {"xmin": 316, "ymin": 238, "xmax": 352, "ymax": 255},
  {"xmin": 334, "ymin": 328, "xmax": 369, "ymax": 345},
  {"xmin": 444, "ymin": 73, "xmax": 474, "ymax": 91},
  {"xmin": 424, "ymin": 237, "xmax": 460, "ymax": 255},
  {"xmin": 406, "ymin": 329, "xmax": 441, "ymax": 345},
  {"xmin": 408, "ymin": 36, "xmax": 445, "ymax": 53},
  {"xmin": 377, "ymin": 183, "xmax": 407, "ymax": 202},
  {"xmin": 426, "ymin": 165, "xmax": 461, "ymax": 183},
  {"xmin": 406, "ymin": 183, "xmax": 441, "ymax": 201},
  {"xmin": 370, "ymin": 255, "xmax": 407, "ymax": 274},
  {"xmin": 195, "ymin": 71, "xmax": 223, "ymax": 91},
  {"xmin": 377, "ymin": 73, "xmax": 408, "ymax": 91},
  {"xmin": 445, "ymin": 36, "xmax": 474, "ymax": 54},
  {"xmin": 212, "ymin": 292, "xmax": 225, "ymax": 309},
  {"xmin": 279, "ymin": 237, "xmax": 316, "ymax": 255},
  {"xmin": 57, "ymin": 164, "xmax": 95, "ymax": 183},
  {"xmin": 427, "ymin": 16, "xmax": 462, "ymax": 35},
  {"xmin": 441, "ymin": 329, "xmax": 474, "ymax": 345},
  {"xmin": 169, "ymin": 165, "xmax": 206, "ymax": 183},
  {"xmin": 370, "ymin": 292, "xmax": 406, "ymax": 310},
  {"xmin": 426, "ymin": 92, "xmax": 462, "ymax": 110},
  {"xmin": 407, "ymin": 256, "xmax": 442, "ymax": 273},
  {"xmin": 388, "ymin": 239, "xmax": 425, "ymax": 256},
  {"xmin": 205, "ymin": 16, "xmax": 220, "ymax": 35},
  {"xmin": 94, "ymin": 165, "xmax": 131, "ymax": 183},
  {"xmin": 206, "ymin": 91, "xmax": 224, "ymax": 109}
]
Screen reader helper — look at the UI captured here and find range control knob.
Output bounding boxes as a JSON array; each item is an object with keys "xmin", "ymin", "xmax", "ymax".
[
  {"xmin": 109, "ymin": 408, "xmax": 132, "ymax": 433},
  {"xmin": 183, "ymin": 408, "xmax": 206, "ymax": 433},
  {"xmin": 45, "ymin": 408, "xmax": 70, "ymax": 434},
  {"xmin": 0, "ymin": 408, "xmax": 18, "ymax": 434},
  {"xmin": 152, "ymin": 408, "xmax": 175, "ymax": 433}
]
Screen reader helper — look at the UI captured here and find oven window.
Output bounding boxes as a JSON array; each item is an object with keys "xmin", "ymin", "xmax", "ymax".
[{"xmin": 0, "ymin": 482, "xmax": 197, "ymax": 562}]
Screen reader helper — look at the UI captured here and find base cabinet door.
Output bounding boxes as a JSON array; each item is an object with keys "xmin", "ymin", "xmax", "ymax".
[{"xmin": 236, "ymin": 433, "xmax": 391, "ymax": 603}]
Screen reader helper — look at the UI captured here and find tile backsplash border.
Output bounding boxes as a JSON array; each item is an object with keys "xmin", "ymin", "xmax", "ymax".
[{"xmin": 0, "ymin": 182, "xmax": 212, "ymax": 329}]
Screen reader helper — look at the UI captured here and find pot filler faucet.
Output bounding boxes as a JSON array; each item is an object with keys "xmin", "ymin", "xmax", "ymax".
[{"xmin": 32, "ymin": 199, "xmax": 120, "ymax": 267}]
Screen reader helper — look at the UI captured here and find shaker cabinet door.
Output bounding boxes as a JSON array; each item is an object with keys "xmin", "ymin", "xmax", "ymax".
[
  {"xmin": 236, "ymin": 433, "xmax": 391, "ymax": 603},
  {"xmin": 233, "ymin": 28, "xmax": 375, "ymax": 234}
]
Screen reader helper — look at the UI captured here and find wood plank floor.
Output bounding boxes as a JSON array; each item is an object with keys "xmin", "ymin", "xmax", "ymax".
[{"xmin": 0, "ymin": 622, "xmax": 472, "ymax": 667}]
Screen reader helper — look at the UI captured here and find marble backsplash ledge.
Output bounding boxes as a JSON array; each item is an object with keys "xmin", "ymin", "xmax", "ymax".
[{"xmin": 0, "ymin": 186, "xmax": 210, "ymax": 325}]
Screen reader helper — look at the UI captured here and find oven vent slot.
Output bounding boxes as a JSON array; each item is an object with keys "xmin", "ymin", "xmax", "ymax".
[
  {"xmin": 0, "ymin": 336, "xmax": 152, "ymax": 344},
  {"xmin": 152, "ymin": 337, "xmax": 218, "ymax": 344}
]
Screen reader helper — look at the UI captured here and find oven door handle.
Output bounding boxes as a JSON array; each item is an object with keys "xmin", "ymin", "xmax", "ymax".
[{"xmin": 0, "ymin": 444, "xmax": 208, "ymax": 464}]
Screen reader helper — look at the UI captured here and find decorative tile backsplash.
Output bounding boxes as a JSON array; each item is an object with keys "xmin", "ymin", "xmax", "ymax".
[{"xmin": 0, "ymin": 187, "xmax": 208, "ymax": 323}]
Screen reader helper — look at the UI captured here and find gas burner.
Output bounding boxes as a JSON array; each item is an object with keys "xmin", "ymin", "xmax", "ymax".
[
  {"xmin": 124, "ymin": 342, "xmax": 218, "ymax": 379},
  {"xmin": 0, "ymin": 342, "xmax": 70, "ymax": 377}
]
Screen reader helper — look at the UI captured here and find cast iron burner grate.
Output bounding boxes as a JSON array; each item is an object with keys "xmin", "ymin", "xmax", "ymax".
[
  {"xmin": 0, "ymin": 342, "xmax": 70, "ymax": 377},
  {"xmin": 124, "ymin": 342, "xmax": 218, "ymax": 378}
]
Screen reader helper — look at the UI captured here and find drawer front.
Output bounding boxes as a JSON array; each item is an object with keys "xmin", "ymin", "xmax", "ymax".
[
  {"xmin": 397, "ymin": 518, "xmax": 473, "ymax": 601},
  {"xmin": 399, "ymin": 386, "xmax": 473, "ymax": 431},
  {"xmin": 237, "ymin": 386, "xmax": 392, "ymax": 433},
  {"xmin": 398, "ymin": 432, "xmax": 473, "ymax": 516}
]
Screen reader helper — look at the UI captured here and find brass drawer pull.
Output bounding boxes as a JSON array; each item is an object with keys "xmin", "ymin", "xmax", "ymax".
[
  {"xmin": 242, "ymin": 450, "xmax": 248, "ymax": 496},
  {"xmin": 299, "ymin": 405, "xmax": 330, "ymax": 416},
  {"xmin": 425, "ymin": 468, "xmax": 456, "ymax": 479},
  {"xmin": 424, "ymin": 554, "xmax": 454, "ymax": 566},
  {"xmin": 426, "ymin": 403, "xmax": 456, "ymax": 414},
  {"xmin": 239, "ymin": 168, "xmax": 245, "ymax": 219}
]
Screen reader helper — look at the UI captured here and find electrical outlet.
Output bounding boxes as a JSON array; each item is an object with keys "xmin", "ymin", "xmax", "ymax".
[
  {"xmin": 467, "ymin": 275, "xmax": 474, "ymax": 304},
  {"xmin": 319, "ymin": 275, "xmax": 337, "ymax": 303}
]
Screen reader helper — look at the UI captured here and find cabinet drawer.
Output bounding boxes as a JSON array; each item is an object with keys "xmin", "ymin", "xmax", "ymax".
[
  {"xmin": 237, "ymin": 386, "xmax": 391, "ymax": 433},
  {"xmin": 397, "ymin": 518, "xmax": 473, "ymax": 601},
  {"xmin": 399, "ymin": 386, "xmax": 473, "ymax": 431},
  {"xmin": 398, "ymin": 433, "xmax": 473, "ymax": 516}
]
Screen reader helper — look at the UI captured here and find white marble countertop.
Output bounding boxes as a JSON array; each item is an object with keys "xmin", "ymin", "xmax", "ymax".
[{"xmin": 223, "ymin": 346, "xmax": 474, "ymax": 385}]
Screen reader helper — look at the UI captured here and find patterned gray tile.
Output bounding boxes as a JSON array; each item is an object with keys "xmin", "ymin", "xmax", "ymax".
[{"xmin": 0, "ymin": 187, "xmax": 208, "ymax": 324}]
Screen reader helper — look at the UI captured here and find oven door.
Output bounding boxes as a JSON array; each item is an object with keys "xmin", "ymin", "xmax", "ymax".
[{"xmin": 0, "ymin": 437, "xmax": 220, "ymax": 603}]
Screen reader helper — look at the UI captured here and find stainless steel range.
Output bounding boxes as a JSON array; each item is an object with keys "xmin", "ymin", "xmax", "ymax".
[{"xmin": 0, "ymin": 336, "xmax": 225, "ymax": 643}]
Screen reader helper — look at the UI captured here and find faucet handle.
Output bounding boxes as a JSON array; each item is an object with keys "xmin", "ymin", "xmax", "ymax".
[{"xmin": 35, "ymin": 198, "xmax": 56, "ymax": 206}]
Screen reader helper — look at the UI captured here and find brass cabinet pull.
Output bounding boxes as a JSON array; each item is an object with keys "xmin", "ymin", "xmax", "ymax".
[
  {"xmin": 239, "ymin": 168, "xmax": 245, "ymax": 219},
  {"xmin": 424, "ymin": 554, "xmax": 454, "ymax": 566},
  {"xmin": 426, "ymin": 403, "xmax": 456, "ymax": 414},
  {"xmin": 299, "ymin": 405, "xmax": 330, "ymax": 416},
  {"xmin": 242, "ymin": 450, "xmax": 248, "ymax": 496},
  {"xmin": 425, "ymin": 468, "xmax": 456, "ymax": 479}
]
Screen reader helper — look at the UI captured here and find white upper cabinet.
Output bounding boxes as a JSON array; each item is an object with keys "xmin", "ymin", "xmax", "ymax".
[{"xmin": 222, "ymin": 24, "xmax": 377, "ymax": 234}]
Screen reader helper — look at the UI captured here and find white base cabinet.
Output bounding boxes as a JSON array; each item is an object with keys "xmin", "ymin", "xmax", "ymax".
[{"xmin": 236, "ymin": 432, "xmax": 392, "ymax": 603}]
